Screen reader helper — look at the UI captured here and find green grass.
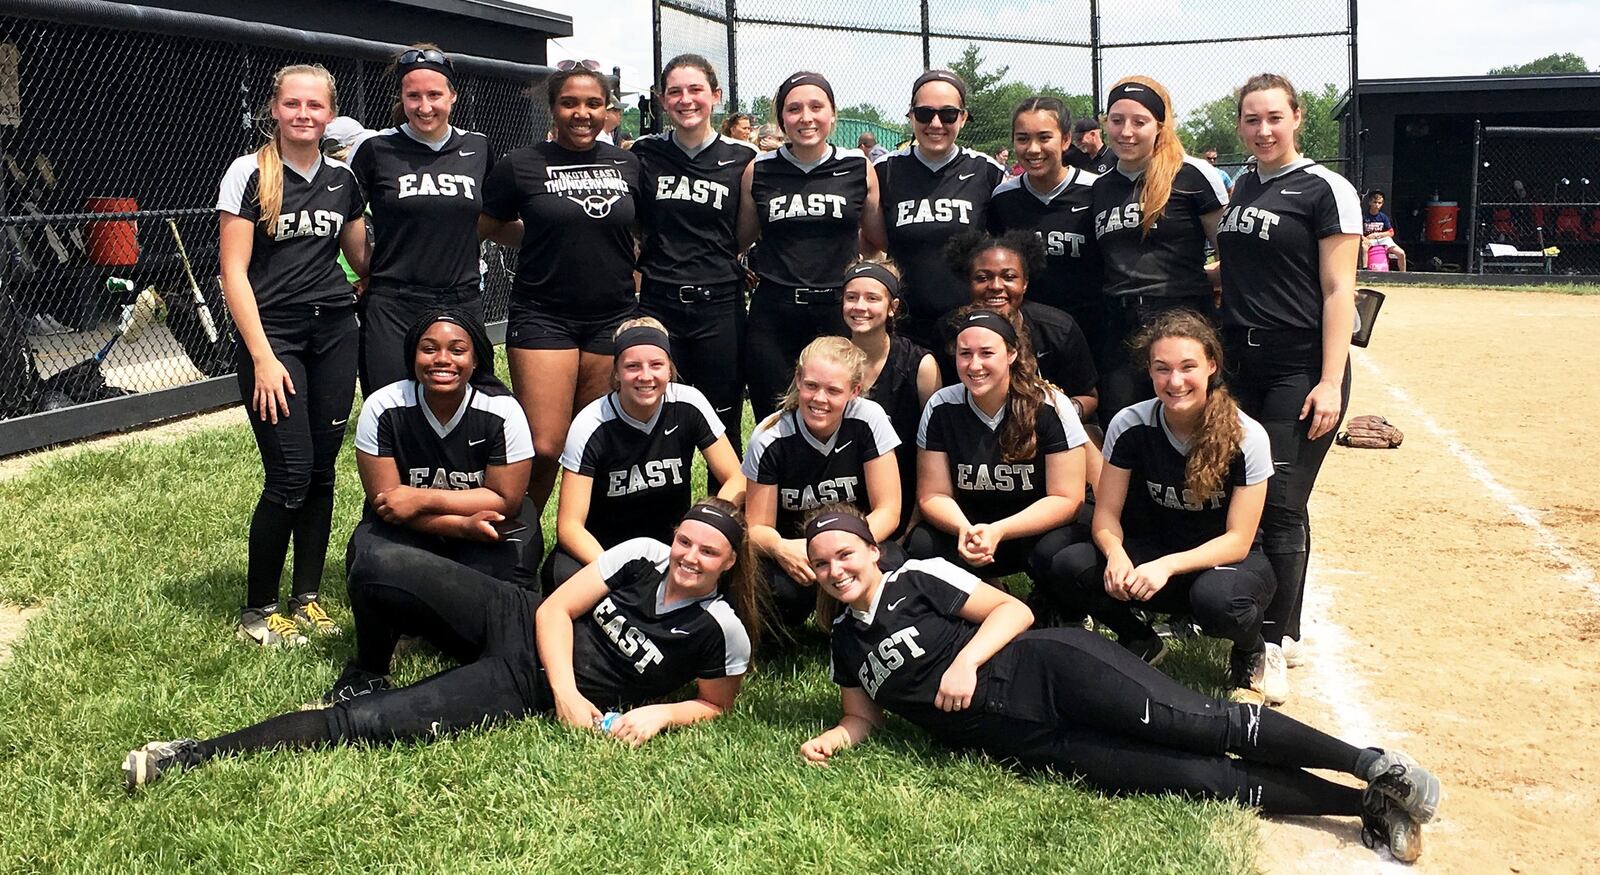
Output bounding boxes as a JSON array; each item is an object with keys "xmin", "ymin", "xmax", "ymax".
[
  {"xmin": 0, "ymin": 393, "xmax": 1258, "ymax": 874},
  {"xmin": 1365, "ymin": 277, "xmax": 1600, "ymax": 295}
]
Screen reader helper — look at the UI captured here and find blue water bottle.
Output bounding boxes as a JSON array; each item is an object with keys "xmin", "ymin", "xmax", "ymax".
[{"xmin": 595, "ymin": 711, "xmax": 621, "ymax": 733}]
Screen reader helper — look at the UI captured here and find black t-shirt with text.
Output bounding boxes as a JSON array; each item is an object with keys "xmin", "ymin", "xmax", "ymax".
[
  {"xmin": 750, "ymin": 145, "xmax": 867, "ymax": 289},
  {"xmin": 1092, "ymin": 157, "xmax": 1228, "ymax": 300},
  {"xmin": 216, "ymin": 153, "xmax": 363, "ymax": 309},
  {"xmin": 633, "ymin": 131, "xmax": 758, "ymax": 287},
  {"xmin": 742, "ymin": 398, "xmax": 900, "ymax": 537},
  {"xmin": 875, "ymin": 146, "xmax": 1005, "ymax": 322}
]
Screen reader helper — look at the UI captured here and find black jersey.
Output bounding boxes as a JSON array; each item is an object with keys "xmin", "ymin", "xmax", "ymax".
[
  {"xmin": 749, "ymin": 145, "xmax": 868, "ymax": 289},
  {"xmin": 875, "ymin": 146, "xmax": 1005, "ymax": 321},
  {"xmin": 560, "ymin": 384, "xmax": 725, "ymax": 547},
  {"xmin": 741, "ymin": 398, "xmax": 900, "ymax": 537},
  {"xmin": 354, "ymin": 380, "xmax": 533, "ymax": 518},
  {"xmin": 1092, "ymin": 157, "xmax": 1229, "ymax": 300},
  {"xmin": 866, "ymin": 336, "xmax": 933, "ymax": 531},
  {"xmin": 1065, "ymin": 144, "xmax": 1115, "ymax": 175},
  {"xmin": 216, "ymin": 153, "xmax": 363, "ymax": 310},
  {"xmin": 481, "ymin": 141, "xmax": 641, "ymax": 316},
  {"xmin": 934, "ymin": 302, "xmax": 1097, "ymax": 398},
  {"xmin": 917, "ymin": 384, "xmax": 1089, "ymax": 524},
  {"xmin": 987, "ymin": 169, "xmax": 1101, "ymax": 313},
  {"xmin": 1217, "ymin": 158, "xmax": 1362, "ymax": 332},
  {"xmin": 1103, "ymin": 398, "xmax": 1272, "ymax": 552},
  {"xmin": 348, "ymin": 125, "xmax": 493, "ymax": 292},
  {"xmin": 571, "ymin": 538, "xmax": 751, "ymax": 709},
  {"xmin": 829, "ymin": 558, "xmax": 996, "ymax": 742},
  {"xmin": 633, "ymin": 131, "xmax": 757, "ymax": 286}
]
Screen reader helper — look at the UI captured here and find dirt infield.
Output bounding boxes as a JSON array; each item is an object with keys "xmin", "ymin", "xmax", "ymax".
[{"xmin": 1259, "ymin": 286, "xmax": 1600, "ymax": 873}]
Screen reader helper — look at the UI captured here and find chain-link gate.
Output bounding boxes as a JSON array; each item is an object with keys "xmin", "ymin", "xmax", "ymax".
[
  {"xmin": 0, "ymin": 0, "xmax": 555, "ymax": 454},
  {"xmin": 1468, "ymin": 124, "xmax": 1600, "ymax": 275},
  {"xmin": 654, "ymin": 0, "xmax": 1355, "ymax": 170}
]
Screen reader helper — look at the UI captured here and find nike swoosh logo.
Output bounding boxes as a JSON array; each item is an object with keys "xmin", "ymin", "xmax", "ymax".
[
  {"xmin": 670, "ymin": 627, "xmax": 690, "ymax": 635},
  {"xmin": 1280, "ymin": 189, "xmax": 1303, "ymax": 195},
  {"xmin": 832, "ymin": 170, "xmax": 851, "ymax": 176},
  {"xmin": 1071, "ymin": 205, "xmax": 1089, "ymax": 212},
  {"xmin": 326, "ymin": 184, "xmax": 344, "ymax": 192},
  {"xmin": 816, "ymin": 516, "xmax": 839, "ymax": 526},
  {"xmin": 714, "ymin": 406, "xmax": 734, "ymax": 413},
  {"xmin": 612, "ymin": 160, "xmax": 629, "ymax": 165},
  {"xmin": 664, "ymin": 425, "xmax": 679, "ymax": 435},
  {"xmin": 1123, "ymin": 85, "xmax": 1146, "ymax": 92},
  {"xmin": 459, "ymin": 150, "xmax": 477, "ymax": 157},
  {"xmin": 959, "ymin": 173, "xmax": 976, "ymax": 180},
  {"xmin": 718, "ymin": 158, "xmax": 739, "ymax": 166},
  {"xmin": 330, "ymin": 418, "xmax": 348, "ymax": 426},
  {"xmin": 886, "ymin": 597, "xmax": 906, "ymax": 611},
  {"xmin": 1141, "ymin": 699, "xmax": 1150, "ymax": 724},
  {"xmin": 833, "ymin": 441, "xmax": 852, "ymax": 453},
  {"xmin": 468, "ymin": 438, "xmax": 487, "ymax": 446}
]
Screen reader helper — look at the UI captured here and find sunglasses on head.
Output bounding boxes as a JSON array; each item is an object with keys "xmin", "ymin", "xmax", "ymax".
[
  {"xmin": 557, "ymin": 59, "xmax": 602, "ymax": 72},
  {"xmin": 398, "ymin": 48, "xmax": 452, "ymax": 70},
  {"xmin": 910, "ymin": 105, "xmax": 963, "ymax": 125}
]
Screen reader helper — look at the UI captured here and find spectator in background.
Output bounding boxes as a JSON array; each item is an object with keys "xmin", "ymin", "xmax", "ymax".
[
  {"xmin": 1203, "ymin": 147, "xmax": 1235, "ymax": 194},
  {"xmin": 994, "ymin": 146, "xmax": 1021, "ymax": 176},
  {"xmin": 1360, "ymin": 190, "xmax": 1407, "ymax": 271},
  {"xmin": 598, "ymin": 97, "xmax": 623, "ymax": 144},
  {"xmin": 1065, "ymin": 117, "xmax": 1114, "ymax": 174},
  {"xmin": 857, "ymin": 132, "xmax": 887, "ymax": 162},
  {"xmin": 754, "ymin": 122, "xmax": 784, "ymax": 152},
  {"xmin": 721, "ymin": 112, "xmax": 755, "ymax": 142}
]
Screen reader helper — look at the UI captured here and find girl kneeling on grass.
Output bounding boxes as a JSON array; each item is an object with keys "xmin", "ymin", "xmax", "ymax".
[
  {"xmin": 799, "ymin": 505, "xmax": 1442, "ymax": 863},
  {"xmin": 123, "ymin": 500, "xmax": 756, "ymax": 789}
]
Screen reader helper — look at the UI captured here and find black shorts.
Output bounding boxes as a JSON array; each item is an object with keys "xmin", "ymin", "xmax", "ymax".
[{"xmin": 506, "ymin": 303, "xmax": 630, "ymax": 354}]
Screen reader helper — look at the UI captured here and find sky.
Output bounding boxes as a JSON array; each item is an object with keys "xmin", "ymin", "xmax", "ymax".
[{"xmin": 516, "ymin": 0, "xmax": 1600, "ymax": 114}]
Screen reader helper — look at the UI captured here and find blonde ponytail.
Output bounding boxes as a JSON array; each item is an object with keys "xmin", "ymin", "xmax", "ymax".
[
  {"xmin": 1110, "ymin": 75, "xmax": 1186, "ymax": 237},
  {"xmin": 255, "ymin": 64, "xmax": 339, "ymax": 232}
]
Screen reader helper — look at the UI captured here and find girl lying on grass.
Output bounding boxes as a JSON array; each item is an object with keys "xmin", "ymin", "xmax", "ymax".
[{"xmin": 123, "ymin": 500, "xmax": 757, "ymax": 788}]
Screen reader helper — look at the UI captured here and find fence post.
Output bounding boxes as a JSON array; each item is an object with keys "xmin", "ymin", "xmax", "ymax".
[
  {"xmin": 1467, "ymin": 120, "xmax": 1482, "ymax": 274},
  {"xmin": 1089, "ymin": 0, "xmax": 1102, "ymax": 116},
  {"xmin": 1346, "ymin": 0, "xmax": 1361, "ymax": 189},
  {"xmin": 727, "ymin": 0, "xmax": 739, "ymax": 113},
  {"xmin": 920, "ymin": 0, "xmax": 930, "ymax": 71},
  {"xmin": 651, "ymin": 0, "xmax": 663, "ymax": 97}
]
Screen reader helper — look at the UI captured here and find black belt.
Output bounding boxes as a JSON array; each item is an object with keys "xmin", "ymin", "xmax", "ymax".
[
  {"xmin": 1227, "ymin": 326, "xmax": 1321, "ymax": 348},
  {"xmin": 784, "ymin": 286, "xmax": 841, "ymax": 305},
  {"xmin": 1111, "ymin": 293, "xmax": 1211, "ymax": 310},
  {"xmin": 642, "ymin": 278, "xmax": 739, "ymax": 304}
]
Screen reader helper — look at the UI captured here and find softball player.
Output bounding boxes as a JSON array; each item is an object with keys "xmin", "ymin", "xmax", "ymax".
[
  {"xmin": 632, "ymin": 55, "xmax": 758, "ymax": 466},
  {"xmin": 842, "ymin": 261, "xmax": 939, "ymax": 538},
  {"xmin": 742, "ymin": 336, "xmax": 903, "ymax": 630},
  {"xmin": 868, "ymin": 70, "xmax": 1005, "ymax": 351},
  {"xmin": 480, "ymin": 64, "xmax": 642, "ymax": 515},
  {"xmin": 1218, "ymin": 74, "xmax": 1362, "ymax": 676},
  {"xmin": 123, "ymin": 500, "xmax": 756, "ymax": 788},
  {"xmin": 1092, "ymin": 77, "xmax": 1229, "ymax": 426},
  {"xmin": 801, "ymin": 507, "xmax": 1440, "ymax": 863},
  {"xmin": 348, "ymin": 45, "xmax": 494, "ymax": 395},
  {"xmin": 907, "ymin": 308, "xmax": 1089, "ymax": 584},
  {"xmin": 546, "ymin": 318, "xmax": 745, "ymax": 593},
  {"xmin": 1042, "ymin": 309, "xmax": 1284, "ymax": 703},
  {"xmin": 218, "ymin": 63, "xmax": 368, "ymax": 646},
  {"xmin": 737, "ymin": 71, "xmax": 885, "ymax": 421},
  {"xmin": 347, "ymin": 309, "xmax": 533, "ymax": 585},
  {"xmin": 987, "ymin": 96, "xmax": 1105, "ymax": 355}
]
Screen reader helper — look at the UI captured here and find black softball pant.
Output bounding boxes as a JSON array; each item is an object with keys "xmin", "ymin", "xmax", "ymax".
[
  {"xmin": 345, "ymin": 515, "xmax": 538, "ymax": 590},
  {"xmin": 743, "ymin": 282, "xmax": 847, "ymax": 422},
  {"xmin": 1044, "ymin": 539, "xmax": 1275, "ymax": 652},
  {"xmin": 1225, "ymin": 328, "xmax": 1350, "ymax": 643},
  {"xmin": 969, "ymin": 628, "xmax": 1363, "ymax": 815},
  {"xmin": 235, "ymin": 305, "xmax": 358, "ymax": 609},
  {"xmin": 538, "ymin": 546, "xmax": 585, "ymax": 596},
  {"xmin": 197, "ymin": 540, "xmax": 548, "ymax": 762},
  {"xmin": 638, "ymin": 279, "xmax": 746, "ymax": 451},
  {"xmin": 359, "ymin": 283, "xmax": 484, "ymax": 396},
  {"xmin": 1096, "ymin": 295, "xmax": 1213, "ymax": 429}
]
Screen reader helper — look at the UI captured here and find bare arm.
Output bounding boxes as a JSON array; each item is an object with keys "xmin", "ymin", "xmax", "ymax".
[
  {"xmin": 736, "ymin": 161, "xmax": 760, "ymax": 252},
  {"xmin": 800, "ymin": 686, "xmax": 887, "ymax": 764},
  {"xmin": 338, "ymin": 215, "xmax": 369, "ymax": 280},
  {"xmin": 357, "ymin": 451, "xmax": 527, "ymax": 540},
  {"xmin": 1306, "ymin": 233, "xmax": 1358, "ymax": 441},
  {"xmin": 1092, "ymin": 462, "xmax": 1136, "ymax": 598},
  {"xmin": 916, "ymin": 448, "xmax": 970, "ymax": 535},
  {"xmin": 703, "ymin": 436, "xmax": 748, "ymax": 505},
  {"xmin": 862, "ymin": 452, "xmax": 901, "ymax": 543},
  {"xmin": 478, "ymin": 214, "xmax": 524, "ymax": 248},
  {"xmin": 859, "ymin": 160, "xmax": 887, "ymax": 254},
  {"xmin": 554, "ymin": 470, "xmax": 605, "ymax": 566},
  {"xmin": 219, "ymin": 213, "xmax": 294, "ymax": 424},
  {"xmin": 535, "ymin": 564, "xmax": 611, "ymax": 729},
  {"xmin": 605, "ymin": 674, "xmax": 744, "ymax": 748},
  {"xmin": 1123, "ymin": 480, "xmax": 1266, "ymax": 603},
  {"xmin": 987, "ymin": 446, "xmax": 1084, "ymax": 543},
  {"xmin": 747, "ymin": 481, "xmax": 814, "ymax": 583},
  {"xmin": 934, "ymin": 580, "xmax": 1033, "ymax": 711},
  {"xmin": 914, "ymin": 355, "xmax": 939, "ymax": 409}
]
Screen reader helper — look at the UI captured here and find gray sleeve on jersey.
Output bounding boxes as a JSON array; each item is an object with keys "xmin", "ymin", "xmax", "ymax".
[
  {"xmin": 916, "ymin": 396, "xmax": 935, "ymax": 450},
  {"xmin": 741, "ymin": 421, "xmax": 775, "ymax": 481},
  {"xmin": 1306, "ymin": 164, "xmax": 1364, "ymax": 237},
  {"xmin": 853, "ymin": 398, "xmax": 901, "ymax": 457},
  {"xmin": 354, "ymin": 383, "xmax": 406, "ymax": 456},
  {"xmin": 1189, "ymin": 157, "xmax": 1231, "ymax": 207},
  {"xmin": 1239, "ymin": 416, "xmax": 1275, "ymax": 485},
  {"xmin": 489, "ymin": 395, "xmax": 534, "ymax": 464},
  {"xmin": 1101, "ymin": 404, "xmax": 1144, "ymax": 467},
  {"xmin": 560, "ymin": 398, "xmax": 605, "ymax": 473},
  {"xmin": 915, "ymin": 557, "xmax": 979, "ymax": 594},
  {"xmin": 596, "ymin": 537, "xmax": 670, "ymax": 583},
  {"xmin": 1050, "ymin": 391, "xmax": 1091, "ymax": 450},
  {"xmin": 354, "ymin": 396, "xmax": 383, "ymax": 455},
  {"xmin": 702, "ymin": 599, "xmax": 752, "ymax": 676},
  {"xmin": 216, "ymin": 155, "xmax": 256, "ymax": 218}
]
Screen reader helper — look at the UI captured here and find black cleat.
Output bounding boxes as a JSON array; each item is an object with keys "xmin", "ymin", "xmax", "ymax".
[
  {"xmin": 1363, "ymin": 749, "xmax": 1442, "ymax": 823},
  {"xmin": 1361, "ymin": 784, "xmax": 1423, "ymax": 863},
  {"xmin": 122, "ymin": 739, "xmax": 203, "ymax": 792}
]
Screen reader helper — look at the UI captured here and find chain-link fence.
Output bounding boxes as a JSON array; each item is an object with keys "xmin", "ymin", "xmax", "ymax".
[
  {"xmin": 0, "ymin": 1, "xmax": 554, "ymax": 452},
  {"xmin": 1469, "ymin": 124, "xmax": 1600, "ymax": 275},
  {"xmin": 656, "ymin": 0, "xmax": 1353, "ymax": 168}
]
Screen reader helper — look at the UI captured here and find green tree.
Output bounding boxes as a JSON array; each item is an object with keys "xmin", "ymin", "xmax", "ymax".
[
  {"xmin": 945, "ymin": 45, "xmax": 1093, "ymax": 157},
  {"xmin": 1488, "ymin": 53, "xmax": 1590, "ymax": 75},
  {"xmin": 1177, "ymin": 82, "xmax": 1343, "ymax": 162},
  {"xmin": 837, "ymin": 102, "xmax": 894, "ymax": 126}
]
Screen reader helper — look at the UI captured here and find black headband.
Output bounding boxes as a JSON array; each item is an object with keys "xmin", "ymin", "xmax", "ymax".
[
  {"xmin": 844, "ymin": 263, "xmax": 900, "ymax": 300},
  {"xmin": 613, "ymin": 326, "xmax": 673, "ymax": 359},
  {"xmin": 804, "ymin": 510, "xmax": 877, "ymax": 547},
  {"xmin": 398, "ymin": 60, "xmax": 455, "ymax": 88},
  {"xmin": 1107, "ymin": 82, "xmax": 1166, "ymax": 123},
  {"xmin": 682, "ymin": 502, "xmax": 743, "ymax": 551},
  {"xmin": 955, "ymin": 309, "xmax": 1019, "ymax": 346},
  {"xmin": 911, "ymin": 70, "xmax": 967, "ymax": 106},
  {"xmin": 774, "ymin": 72, "xmax": 836, "ymax": 126}
]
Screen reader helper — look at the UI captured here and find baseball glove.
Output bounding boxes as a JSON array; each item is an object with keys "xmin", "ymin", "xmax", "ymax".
[{"xmin": 1337, "ymin": 414, "xmax": 1404, "ymax": 449}]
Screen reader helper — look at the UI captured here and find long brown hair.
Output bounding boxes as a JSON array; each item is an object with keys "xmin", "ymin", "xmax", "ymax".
[
  {"xmin": 1134, "ymin": 309, "xmax": 1242, "ymax": 499},
  {"xmin": 1108, "ymin": 75, "xmax": 1184, "ymax": 236},
  {"xmin": 950, "ymin": 304, "xmax": 1052, "ymax": 463},
  {"xmin": 255, "ymin": 64, "xmax": 338, "ymax": 232},
  {"xmin": 760, "ymin": 336, "xmax": 867, "ymax": 431},
  {"xmin": 689, "ymin": 496, "xmax": 762, "ymax": 655}
]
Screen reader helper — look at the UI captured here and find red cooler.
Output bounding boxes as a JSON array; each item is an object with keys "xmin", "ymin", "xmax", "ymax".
[{"xmin": 1423, "ymin": 201, "xmax": 1458, "ymax": 243}]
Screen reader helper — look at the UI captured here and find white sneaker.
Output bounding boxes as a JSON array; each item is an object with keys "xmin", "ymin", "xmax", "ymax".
[
  {"xmin": 1260, "ymin": 642, "xmax": 1290, "ymax": 705},
  {"xmin": 1281, "ymin": 636, "xmax": 1304, "ymax": 668}
]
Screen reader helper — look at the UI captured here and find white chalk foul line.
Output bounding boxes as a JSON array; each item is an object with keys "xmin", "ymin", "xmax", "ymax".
[{"xmin": 1353, "ymin": 352, "xmax": 1600, "ymax": 603}]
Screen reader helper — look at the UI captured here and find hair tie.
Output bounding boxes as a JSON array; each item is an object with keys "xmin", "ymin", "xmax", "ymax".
[
  {"xmin": 1107, "ymin": 82, "xmax": 1166, "ymax": 123},
  {"xmin": 844, "ymin": 263, "xmax": 900, "ymax": 300}
]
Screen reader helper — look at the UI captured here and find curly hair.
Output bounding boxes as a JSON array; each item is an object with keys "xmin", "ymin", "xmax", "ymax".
[
  {"xmin": 1133, "ymin": 308, "xmax": 1242, "ymax": 499},
  {"xmin": 942, "ymin": 228, "xmax": 1046, "ymax": 286},
  {"xmin": 949, "ymin": 304, "xmax": 1052, "ymax": 463}
]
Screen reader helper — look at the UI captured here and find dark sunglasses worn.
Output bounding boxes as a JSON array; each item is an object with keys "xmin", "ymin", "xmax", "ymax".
[
  {"xmin": 557, "ymin": 59, "xmax": 602, "ymax": 72},
  {"xmin": 910, "ymin": 105, "xmax": 963, "ymax": 125},
  {"xmin": 398, "ymin": 48, "xmax": 452, "ymax": 70}
]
